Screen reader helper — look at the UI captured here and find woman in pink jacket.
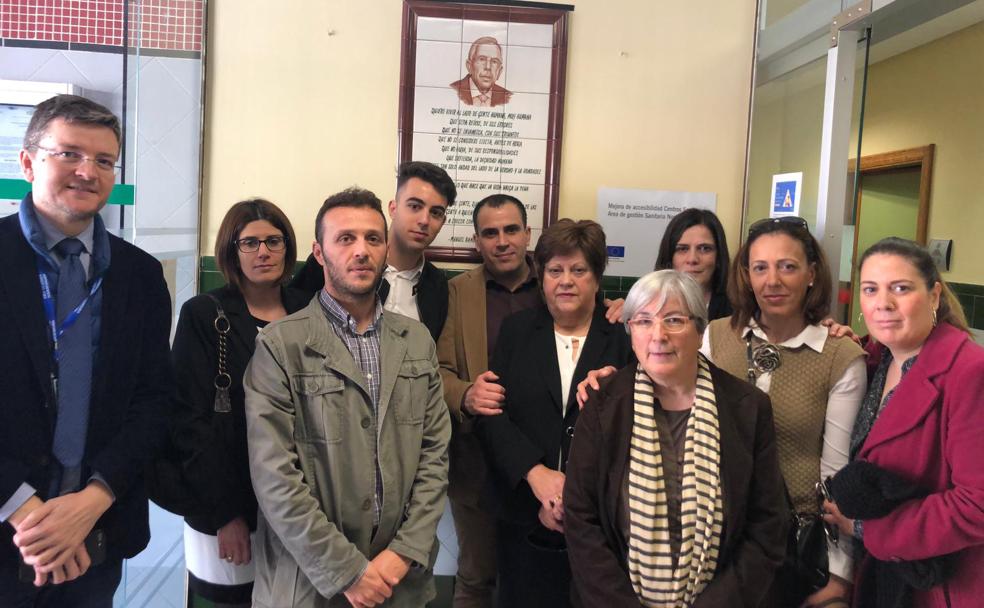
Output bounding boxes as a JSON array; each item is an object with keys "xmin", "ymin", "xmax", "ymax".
[{"xmin": 824, "ymin": 237, "xmax": 984, "ymax": 607}]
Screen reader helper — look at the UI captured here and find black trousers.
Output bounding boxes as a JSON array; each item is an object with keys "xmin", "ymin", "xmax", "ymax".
[{"xmin": 495, "ymin": 519, "xmax": 571, "ymax": 608}]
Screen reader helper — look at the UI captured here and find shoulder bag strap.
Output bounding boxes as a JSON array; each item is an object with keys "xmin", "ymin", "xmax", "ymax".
[{"xmin": 204, "ymin": 294, "xmax": 232, "ymax": 413}]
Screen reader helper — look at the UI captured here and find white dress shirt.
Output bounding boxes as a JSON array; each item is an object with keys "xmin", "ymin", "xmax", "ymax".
[
  {"xmin": 555, "ymin": 331, "xmax": 587, "ymax": 469},
  {"xmin": 382, "ymin": 258, "xmax": 424, "ymax": 321}
]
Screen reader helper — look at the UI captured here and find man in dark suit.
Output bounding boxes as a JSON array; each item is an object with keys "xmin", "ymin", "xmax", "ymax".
[
  {"xmin": 290, "ymin": 161, "xmax": 456, "ymax": 342},
  {"xmin": 450, "ymin": 36, "xmax": 513, "ymax": 108},
  {"xmin": 0, "ymin": 95, "xmax": 172, "ymax": 607}
]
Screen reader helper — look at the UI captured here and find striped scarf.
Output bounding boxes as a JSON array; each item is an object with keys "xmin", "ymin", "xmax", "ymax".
[{"xmin": 626, "ymin": 353, "xmax": 724, "ymax": 607}]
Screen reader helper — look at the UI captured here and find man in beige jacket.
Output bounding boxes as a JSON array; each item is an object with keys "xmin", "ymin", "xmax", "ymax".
[
  {"xmin": 245, "ymin": 188, "xmax": 451, "ymax": 608},
  {"xmin": 437, "ymin": 194, "xmax": 537, "ymax": 607}
]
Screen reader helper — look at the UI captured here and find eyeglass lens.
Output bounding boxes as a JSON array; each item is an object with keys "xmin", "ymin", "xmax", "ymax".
[{"xmin": 237, "ymin": 237, "xmax": 286, "ymax": 252}]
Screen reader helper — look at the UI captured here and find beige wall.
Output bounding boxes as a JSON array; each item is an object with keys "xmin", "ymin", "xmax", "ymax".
[
  {"xmin": 202, "ymin": 1, "xmax": 401, "ymax": 258},
  {"xmin": 853, "ymin": 20, "xmax": 984, "ymax": 284},
  {"xmin": 201, "ymin": 0, "xmax": 758, "ymax": 265}
]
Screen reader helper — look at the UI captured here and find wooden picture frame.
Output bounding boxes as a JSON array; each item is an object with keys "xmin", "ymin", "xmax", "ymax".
[{"xmin": 398, "ymin": 0, "xmax": 572, "ymax": 262}]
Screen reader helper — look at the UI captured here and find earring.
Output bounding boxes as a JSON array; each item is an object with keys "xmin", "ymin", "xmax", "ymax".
[
  {"xmin": 857, "ymin": 312, "xmax": 864, "ymax": 323},
  {"xmin": 932, "ymin": 308, "xmax": 938, "ymax": 327},
  {"xmin": 808, "ymin": 282, "xmax": 814, "ymax": 288}
]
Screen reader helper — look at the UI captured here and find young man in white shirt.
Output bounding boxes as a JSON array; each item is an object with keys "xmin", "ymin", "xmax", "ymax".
[{"xmin": 291, "ymin": 161, "xmax": 456, "ymax": 341}]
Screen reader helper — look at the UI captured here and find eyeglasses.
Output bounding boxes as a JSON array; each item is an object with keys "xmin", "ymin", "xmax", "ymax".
[
  {"xmin": 627, "ymin": 314, "xmax": 694, "ymax": 334},
  {"xmin": 235, "ymin": 236, "xmax": 287, "ymax": 253},
  {"xmin": 33, "ymin": 146, "xmax": 120, "ymax": 174},
  {"xmin": 747, "ymin": 216, "xmax": 809, "ymax": 238}
]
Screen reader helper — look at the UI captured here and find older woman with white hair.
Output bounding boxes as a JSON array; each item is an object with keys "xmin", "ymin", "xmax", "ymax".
[{"xmin": 564, "ymin": 270, "xmax": 787, "ymax": 607}]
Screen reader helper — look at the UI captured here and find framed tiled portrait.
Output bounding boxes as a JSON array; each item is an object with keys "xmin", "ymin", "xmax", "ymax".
[{"xmin": 398, "ymin": 1, "xmax": 572, "ymax": 262}]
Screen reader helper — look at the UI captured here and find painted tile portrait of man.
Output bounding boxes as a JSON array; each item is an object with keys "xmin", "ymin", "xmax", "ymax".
[{"xmin": 450, "ymin": 36, "xmax": 513, "ymax": 107}]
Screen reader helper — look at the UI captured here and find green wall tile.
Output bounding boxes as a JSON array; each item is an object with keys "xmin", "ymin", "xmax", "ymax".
[
  {"xmin": 957, "ymin": 294, "xmax": 975, "ymax": 325},
  {"xmin": 200, "ymin": 256, "xmax": 219, "ymax": 272},
  {"xmin": 600, "ymin": 275, "xmax": 621, "ymax": 290},
  {"xmin": 199, "ymin": 270, "xmax": 226, "ymax": 293},
  {"xmin": 950, "ymin": 282, "xmax": 984, "ymax": 297},
  {"xmin": 0, "ymin": 179, "xmax": 133, "ymax": 205},
  {"xmin": 974, "ymin": 296, "xmax": 984, "ymax": 330}
]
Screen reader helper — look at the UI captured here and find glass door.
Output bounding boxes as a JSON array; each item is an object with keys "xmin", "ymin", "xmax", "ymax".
[
  {"xmin": 746, "ymin": 0, "xmax": 984, "ymax": 334},
  {"xmin": 745, "ymin": 54, "xmax": 830, "ymax": 234}
]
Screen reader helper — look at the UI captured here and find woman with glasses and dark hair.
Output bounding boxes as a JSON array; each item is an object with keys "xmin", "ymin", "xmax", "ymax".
[
  {"xmin": 655, "ymin": 208, "xmax": 733, "ymax": 320},
  {"xmin": 476, "ymin": 219, "xmax": 632, "ymax": 608},
  {"xmin": 170, "ymin": 199, "xmax": 309, "ymax": 607},
  {"xmin": 821, "ymin": 238, "xmax": 984, "ymax": 608},
  {"xmin": 565, "ymin": 269, "xmax": 787, "ymax": 607},
  {"xmin": 701, "ymin": 216, "xmax": 866, "ymax": 607}
]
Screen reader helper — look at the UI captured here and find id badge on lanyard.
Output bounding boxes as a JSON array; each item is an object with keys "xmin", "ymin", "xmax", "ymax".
[{"xmin": 38, "ymin": 272, "xmax": 102, "ymax": 398}]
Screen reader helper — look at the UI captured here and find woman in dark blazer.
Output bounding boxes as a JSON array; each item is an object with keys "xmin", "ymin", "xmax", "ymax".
[
  {"xmin": 564, "ymin": 270, "xmax": 787, "ymax": 608},
  {"xmin": 171, "ymin": 199, "xmax": 309, "ymax": 607},
  {"xmin": 477, "ymin": 220, "xmax": 633, "ymax": 608}
]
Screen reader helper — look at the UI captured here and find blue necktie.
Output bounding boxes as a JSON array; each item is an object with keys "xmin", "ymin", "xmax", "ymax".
[{"xmin": 52, "ymin": 237, "xmax": 92, "ymax": 472}]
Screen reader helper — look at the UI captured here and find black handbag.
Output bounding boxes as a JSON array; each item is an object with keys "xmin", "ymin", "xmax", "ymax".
[
  {"xmin": 146, "ymin": 294, "xmax": 231, "ymax": 517},
  {"xmin": 146, "ymin": 438, "xmax": 203, "ymax": 517},
  {"xmin": 777, "ymin": 482, "xmax": 830, "ymax": 606}
]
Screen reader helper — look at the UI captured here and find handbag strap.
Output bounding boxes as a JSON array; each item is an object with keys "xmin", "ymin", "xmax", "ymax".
[
  {"xmin": 203, "ymin": 294, "xmax": 232, "ymax": 409},
  {"xmin": 784, "ymin": 477, "xmax": 826, "ymax": 519}
]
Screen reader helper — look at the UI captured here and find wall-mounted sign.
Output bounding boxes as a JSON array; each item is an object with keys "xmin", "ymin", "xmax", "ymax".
[
  {"xmin": 398, "ymin": 1, "xmax": 572, "ymax": 262},
  {"xmin": 770, "ymin": 172, "xmax": 803, "ymax": 217},
  {"xmin": 597, "ymin": 188, "xmax": 717, "ymax": 278}
]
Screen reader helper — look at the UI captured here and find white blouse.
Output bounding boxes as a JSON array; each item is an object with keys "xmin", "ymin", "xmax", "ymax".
[{"xmin": 555, "ymin": 331, "xmax": 587, "ymax": 468}]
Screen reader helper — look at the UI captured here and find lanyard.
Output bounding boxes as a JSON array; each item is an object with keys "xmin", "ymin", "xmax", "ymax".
[{"xmin": 38, "ymin": 271, "xmax": 103, "ymax": 363}]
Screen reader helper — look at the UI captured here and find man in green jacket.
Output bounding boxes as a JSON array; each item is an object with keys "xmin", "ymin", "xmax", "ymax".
[{"xmin": 245, "ymin": 187, "xmax": 451, "ymax": 608}]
